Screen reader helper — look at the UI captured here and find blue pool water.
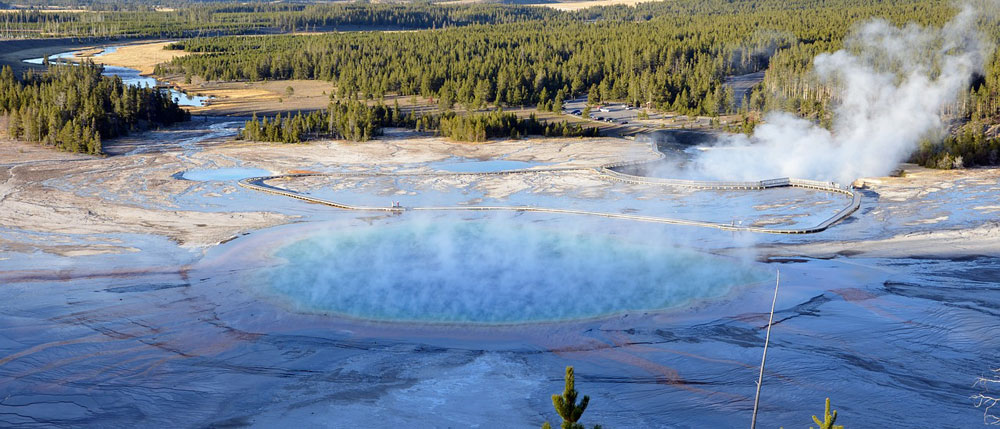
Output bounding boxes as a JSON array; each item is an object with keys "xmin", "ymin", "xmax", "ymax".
[
  {"xmin": 264, "ymin": 220, "xmax": 767, "ymax": 323},
  {"xmin": 181, "ymin": 168, "xmax": 271, "ymax": 181}
]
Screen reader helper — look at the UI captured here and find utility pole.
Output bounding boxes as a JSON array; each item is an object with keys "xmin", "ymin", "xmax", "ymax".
[{"xmin": 751, "ymin": 270, "xmax": 780, "ymax": 429}]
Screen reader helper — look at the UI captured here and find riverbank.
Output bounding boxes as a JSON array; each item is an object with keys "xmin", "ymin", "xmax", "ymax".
[
  {"xmin": 74, "ymin": 41, "xmax": 187, "ymax": 74},
  {"xmin": 0, "ymin": 37, "xmax": 157, "ymax": 75}
]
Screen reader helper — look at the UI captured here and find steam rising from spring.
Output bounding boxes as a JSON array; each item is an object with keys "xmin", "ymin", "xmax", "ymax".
[
  {"xmin": 263, "ymin": 218, "xmax": 765, "ymax": 324},
  {"xmin": 690, "ymin": 5, "xmax": 993, "ymax": 183}
]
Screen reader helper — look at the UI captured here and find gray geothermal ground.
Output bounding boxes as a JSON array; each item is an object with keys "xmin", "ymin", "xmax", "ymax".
[{"xmin": 1, "ymin": 117, "xmax": 999, "ymax": 428}]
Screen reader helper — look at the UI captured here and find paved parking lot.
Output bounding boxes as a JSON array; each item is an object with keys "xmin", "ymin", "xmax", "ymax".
[
  {"xmin": 562, "ymin": 97, "xmax": 640, "ymax": 124},
  {"xmin": 559, "ymin": 97, "xmax": 720, "ymax": 136}
]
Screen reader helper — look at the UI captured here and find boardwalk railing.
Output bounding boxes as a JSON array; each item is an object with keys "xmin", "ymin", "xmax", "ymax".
[{"xmin": 237, "ymin": 142, "xmax": 861, "ymax": 234}]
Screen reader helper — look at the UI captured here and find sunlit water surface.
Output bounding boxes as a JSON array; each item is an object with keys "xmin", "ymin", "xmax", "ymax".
[
  {"xmin": 23, "ymin": 46, "xmax": 209, "ymax": 106},
  {"xmin": 263, "ymin": 220, "xmax": 767, "ymax": 323},
  {"xmin": 181, "ymin": 167, "xmax": 271, "ymax": 181}
]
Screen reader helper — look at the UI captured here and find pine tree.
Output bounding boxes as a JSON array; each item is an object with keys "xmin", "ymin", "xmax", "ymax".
[
  {"xmin": 587, "ymin": 84, "xmax": 599, "ymax": 106},
  {"xmin": 810, "ymin": 398, "xmax": 844, "ymax": 429},
  {"xmin": 438, "ymin": 84, "xmax": 454, "ymax": 110},
  {"xmin": 8, "ymin": 108, "xmax": 22, "ymax": 138},
  {"xmin": 548, "ymin": 366, "xmax": 590, "ymax": 429},
  {"xmin": 553, "ymin": 89, "xmax": 565, "ymax": 113}
]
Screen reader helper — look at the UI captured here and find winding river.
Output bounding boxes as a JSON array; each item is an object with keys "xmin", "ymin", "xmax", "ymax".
[{"xmin": 23, "ymin": 45, "xmax": 208, "ymax": 107}]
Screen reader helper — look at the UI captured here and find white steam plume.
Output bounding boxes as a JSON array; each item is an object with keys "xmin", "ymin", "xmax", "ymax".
[{"xmin": 688, "ymin": 5, "xmax": 993, "ymax": 184}]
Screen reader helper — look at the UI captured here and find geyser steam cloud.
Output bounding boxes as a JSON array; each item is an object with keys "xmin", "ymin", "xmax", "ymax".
[{"xmin": 690, "ymin": 4, "xmax": 994, "ymax": 183}]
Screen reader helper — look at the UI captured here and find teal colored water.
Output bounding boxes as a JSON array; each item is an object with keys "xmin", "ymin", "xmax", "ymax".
[
  {"xmin": 181, "ymin": 168, "xmax": 271, "ymax": 181},
  {"xmin": 265, "ymin": 221, "xmax": 767, "ymax": 323}
]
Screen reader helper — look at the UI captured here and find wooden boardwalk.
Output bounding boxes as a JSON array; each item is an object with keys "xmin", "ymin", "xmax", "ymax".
[{"xmin": 238, "ymin": 153, "xmax": 861, "ymax": 235}]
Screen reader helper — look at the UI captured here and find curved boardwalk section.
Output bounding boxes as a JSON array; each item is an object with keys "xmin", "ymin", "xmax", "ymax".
[{"xmin": 238, "ymin": 157, "xmax": 861, "ymax": 234}]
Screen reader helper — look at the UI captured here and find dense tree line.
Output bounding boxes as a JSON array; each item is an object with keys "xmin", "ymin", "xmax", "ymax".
[
  {"xmin": 910, "ymin": 126, "xmax": 1000, "ymax": 169},
  {"xmin": 438, "ymin": 110, "xmax": 598, "ymax": 142},
  {"xmin": 4, "ymin": 0, "xmax": 266, "ymax": 11},
  {"xmin": 166, "ymin": 20, "xmax": 741, "ymax": 116},
  {"xmin": 239, "ymin": 100, "xmax": 404, "ymax": 143},
  {"xmin": 0, "ymin": 63, "xmax": 188, "ymax": 154},
  {"xmin": 8, "ymin": 0, "xmax": 998, "ymax": 167},
  {"xmin": 741, "ymin": 2, "xmax": 1000, "ymax": 167},
  {"xmin": 239, "ymin": 101, "xmax": 597, "ymax": 143},
  {"xmin": 240, "ymin": 100, "xmax": 442, "ymax": 143},
  {"xmin": 240, "ymin": 111, "xmax": 323, "ymax": 144},
  {"xmin": 164, "ymin": 0, "xmax": 997, "ymax": 120},
  {"xmin": 750, "ymin": 16, "xmax": 1000, "ymax": 126},
  {"xmin": 0, "ymin": 2, "xmax": 557, "ymax": 39}
]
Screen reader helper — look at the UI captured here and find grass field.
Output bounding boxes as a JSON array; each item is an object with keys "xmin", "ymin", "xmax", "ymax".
[
  {"xmin": 80, "ymin": 41, "xmax": 189, "ymax": 75},
  {"xmin": 175, "ymin": 78, "xmax": 335, "ymax": 116}
]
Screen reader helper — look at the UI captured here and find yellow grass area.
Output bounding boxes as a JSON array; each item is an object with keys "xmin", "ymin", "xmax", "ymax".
[
  {"xmin": 187, "ymin": 88, "xmax": 279, "ymax": 114},
  {"xmin": 175, "ymin": 79, "xmax": 335, "ymax": 115},
  {"xmin": 78, "ymin": 41, "xmax": 189, "ymax": 75}
]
